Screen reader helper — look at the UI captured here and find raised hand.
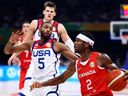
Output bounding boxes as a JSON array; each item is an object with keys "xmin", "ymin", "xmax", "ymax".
[
  {"xmin": 8, "ymin": 55, "xmax": 20, "ymax": 66},
  {"xmin": 9, "ymin": 30, "xmax": 23, "ymax": 43}
]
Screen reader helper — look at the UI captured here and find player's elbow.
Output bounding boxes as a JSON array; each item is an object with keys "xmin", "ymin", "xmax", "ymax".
[
  {"xmin": 4, "ymin": 50, "xmax": 11, "ymax": 55},
  {"xmin": 4, "ymin": 48, "xmax": 12, "ymax": 55}
]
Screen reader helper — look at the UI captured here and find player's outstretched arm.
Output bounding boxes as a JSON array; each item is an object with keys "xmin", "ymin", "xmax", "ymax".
[
  {"xmin": 4, "ymin": 31, "xmax": 31, "ymax": 54},
  {"xmin": 30, "ymin": 61, "xmax": 76, "ymax": 91}
]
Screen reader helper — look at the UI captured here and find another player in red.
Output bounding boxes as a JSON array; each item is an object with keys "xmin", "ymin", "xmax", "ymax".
[
  {"xmin": 30, "ymin": 32, "xmax": 128, "ymax": 96},
  {"xmin": 8, "ymin": 21, "xmax": 31, "ymax": 89}
]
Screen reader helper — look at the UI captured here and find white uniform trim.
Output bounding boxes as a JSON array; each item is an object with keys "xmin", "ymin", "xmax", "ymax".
[
  {"xmin": 65, "ymin": 39, "xmax": 74, "ymax": 53},
  {"xmin": 77, "ymin": 33, "xmax": 94, "ymax": 46}
]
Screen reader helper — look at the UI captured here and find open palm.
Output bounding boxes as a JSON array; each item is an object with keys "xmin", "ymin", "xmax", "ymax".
[{"xmin": 9, "ymin": 30, "xmax": 23, "ymax": 43}]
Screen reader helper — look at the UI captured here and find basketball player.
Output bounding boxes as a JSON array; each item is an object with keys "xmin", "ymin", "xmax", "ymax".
[
  {"xmin": 21, "ymin": 1, "xmax": 74, "ymax": 94},
  {"xmin": 30, "ymin": 32, "xmax": 125, "ymax": 96},
  {"xmin": 4, "ymin": 22, "xmax": 78, "ymax": 96},
  {"xmin": 23, "ymin": 1, "xmax": 74, "ymax": 53},
  {"xmin": 7, "ymin": 21, "xmax": 31, "ymax": 90},
  {"xmin": 22, "ymin": 2, "xmax": 74, "ymax": 93}
]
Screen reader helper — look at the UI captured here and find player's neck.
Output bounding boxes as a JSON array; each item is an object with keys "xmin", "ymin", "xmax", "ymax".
[
  {"xmin": 80, "ymin": 58, "xmax": 89, "ymax": 65},
  {"xmin": 80, "ymin": 51, "xmax": 92, "ymax": 62},
  {"xmin": 43, "ymin": 19, "xmax": 54, "ymax": 24},
  {"xmin": 39, "ymin": 36, "xmax": 50, "ymax": 45}
]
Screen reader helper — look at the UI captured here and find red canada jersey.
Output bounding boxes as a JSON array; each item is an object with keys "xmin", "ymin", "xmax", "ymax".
[
  {"xmin": 18, "ymin": 36, "xmax": 31, "ymax": 69},
  {"xmin": 76, "ymin": 52, "xmax": 113, "ymax": 96}
]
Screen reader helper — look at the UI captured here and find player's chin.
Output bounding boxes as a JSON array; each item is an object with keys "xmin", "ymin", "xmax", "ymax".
[
  {"xmin": 47, "ymin": 17, "xmax": 53, "ymax": 21},
  {"xmin": 44, "ymin": 34, "xmax": 50, "ymax": 38}
]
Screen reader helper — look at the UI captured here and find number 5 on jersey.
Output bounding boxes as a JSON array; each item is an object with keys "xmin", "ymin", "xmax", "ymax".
[{"xmin": 38, "ymin": 58, "xmax": 45, "ymax": 69}]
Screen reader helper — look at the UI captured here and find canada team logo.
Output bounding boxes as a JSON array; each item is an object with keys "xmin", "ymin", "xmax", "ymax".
[
  {"xmin": 46, "ymin": 43, "xmax": 51, "ymax": 47},
  {"xmin": 90, "ymin": 62, "xmax": 95, "ymax": 67}
]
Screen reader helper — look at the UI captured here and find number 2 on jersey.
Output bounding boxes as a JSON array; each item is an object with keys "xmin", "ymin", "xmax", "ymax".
[
  {"xmin": 38, "ymin": 58, "xmax": 45, "ymax": 69},
  {"xmin": 86, "ymin": 79, "xmax": 93, "ymax": 90}
]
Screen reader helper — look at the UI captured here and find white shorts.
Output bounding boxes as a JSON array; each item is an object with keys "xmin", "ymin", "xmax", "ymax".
[{"xmin": 19, "ymin": 76, "xmax": 60, "ymax": 96}]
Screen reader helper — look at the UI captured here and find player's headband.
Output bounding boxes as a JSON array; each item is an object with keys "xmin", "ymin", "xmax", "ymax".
[{"xmin": 76, "ymin": 33, "xmax": 94, "ymax": 46}]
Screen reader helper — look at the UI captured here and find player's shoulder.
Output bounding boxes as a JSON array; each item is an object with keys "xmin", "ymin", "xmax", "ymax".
[
  {"xmin": 58, "ymin": 23, "xmax": 64, "ymax": 27},
  {"xmin": 53, "ymin": 40, "xmax": 62, "ymax": 45},
  {"xmin": 53, "ymin": 20, "xmax": 63, "ymax": 27},
  {"xmin": 98, "ymin": 53, "xmax": 110, "ymax": 58},
  {"xmin": 57, "ymin": 23, "xmax": 66, "ymax": 33},
  {"xmin": 53, "ymin": 40, "xmax": 66, "ymax": 49},
  {"xmin": 98, "ymin": 52, "xmax": 111, "ymax": 62},
  {"xmin": 30, "ymin": 19, "xmax": 39, "ymax": 25},
  {"xmin": 29, "ymin": 19, "xmax": 38, "ymax": 30}
]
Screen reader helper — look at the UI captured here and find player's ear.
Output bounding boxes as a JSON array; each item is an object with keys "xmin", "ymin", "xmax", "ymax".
[
  {"xmin": 84, "ymin": 42, "xmax": 89, "ymax": 48},
  {"xmin": 54, "ymin": 12, "xmax": 56, "ymax": 17},
  {"xmin": 86, "ymin": 42, "xmax": 90, "ymax": 47},
  {"xmin": 43, "ymin": 10, "xmax": 45, "ymax": 15}
]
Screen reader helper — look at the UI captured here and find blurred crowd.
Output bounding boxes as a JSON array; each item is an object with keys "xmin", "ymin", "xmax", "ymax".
[
  {"xmin": 0, "ymin": 0, "xmax": 127, "ymax": 28},
  {"xmin": 0, "ymin": 0, "xmax": 127, "ymax": 67}
]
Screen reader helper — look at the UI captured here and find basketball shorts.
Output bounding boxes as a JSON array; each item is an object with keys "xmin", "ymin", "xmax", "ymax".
[{"xmin": 19, "ymin": 76, "xmax": 60, "ymax": 96}]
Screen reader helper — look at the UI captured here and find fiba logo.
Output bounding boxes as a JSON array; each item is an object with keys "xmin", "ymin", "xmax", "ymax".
[
  {"xmin": 90, "ymin": 62, "xmax": 95, "ymax": 67},
  {"xmin": 7, "ymin": 67, "xmax": 17, "ymax": 78},
  {"xmin": 46, "ymin": 43, "xmax": 51, "ymax": 47},
  {"xmin": 0, "ymin": 66, "xmax": 20, "ymax": 80},
  {"xmin": 6, "ymin": 67, "xmax": 20, "ymax": 79}
]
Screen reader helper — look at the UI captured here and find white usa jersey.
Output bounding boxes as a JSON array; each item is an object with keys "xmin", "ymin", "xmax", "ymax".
[
  {"xmin": 34, "ymin": 19, "xmax": 59, "ymax": 41},
  {"xmin": 29, "ymin": 38, "xmax": 59, "ymax": 78}
]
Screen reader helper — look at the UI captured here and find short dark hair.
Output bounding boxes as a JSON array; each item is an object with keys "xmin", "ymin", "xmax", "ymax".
[
  {"xmin": 21, "ymin": 21, "xmax": 30, "ymax": 27},
  {"xmin": 80, "ymin": 32, "xmax": 95, "ymax": 50},
  {"xmin": 80, "ymin": 32, "xmax": 95, "ymax": 42},
  {"xmin": 44, "ymin": 1, "xmax": 56, "ymax": 11}
]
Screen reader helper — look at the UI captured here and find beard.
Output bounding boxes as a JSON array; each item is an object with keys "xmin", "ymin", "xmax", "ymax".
[{"xmin": 41, "ymin": 33, "xmax": 51, "ymax": 39}]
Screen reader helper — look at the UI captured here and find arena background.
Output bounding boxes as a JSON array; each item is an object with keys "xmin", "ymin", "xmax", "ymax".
[{"xmin": 0, "ymin": 0, "xmax": 128, "ymax": 96}]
